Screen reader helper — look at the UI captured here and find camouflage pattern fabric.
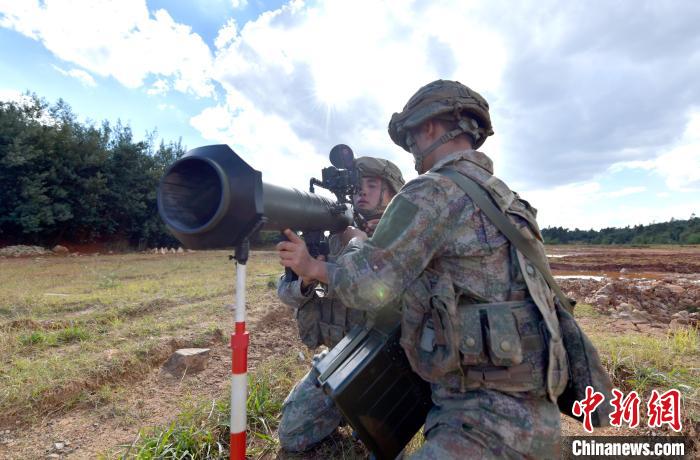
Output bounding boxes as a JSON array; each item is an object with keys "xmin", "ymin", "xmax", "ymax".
[
  {"xmin": 410, "ymin": 386, "xmax": 560, "ymax": 459},
  {"xmin": 326, "ymin": 149, "xmax": 564, "ymax": 457},
  {"xmin": 277, "ymin": 235, "xmax": 364, "ymax": 451},
  {"xmin": 388, "ymin": 79, "xmax": 494, "ymax": 151},
  {"xmin": 327, "ymin": 149, "xmax": 567, "ymax": 400},
  {"xmin": 328, "ymin": 149, "xmax": 532, "ymax": 313},
  {"xmin": 278, "ymin": 351, "xmax": 343, "ymax": 452},
  {"xmin": 278, "ymin": 234, "xmax": 367, "ymax": 349}
]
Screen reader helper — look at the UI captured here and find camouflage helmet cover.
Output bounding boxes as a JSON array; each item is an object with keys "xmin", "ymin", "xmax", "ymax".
[
  {"xmin": 388, "ymin": 79, "xmax": 494, "ymax": 151},
  {"xmin": 353, "ymin": 156, "xmax": 405, "ymax": 194}
]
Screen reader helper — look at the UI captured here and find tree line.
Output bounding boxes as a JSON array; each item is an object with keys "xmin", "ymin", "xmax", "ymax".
[
  {"xmin": 541, "ymin": 216, "xmax": 700, "ymax": 245},
  {"xmin": 0, "ymin": 94, "xmax": 184, "ymax": 249}
]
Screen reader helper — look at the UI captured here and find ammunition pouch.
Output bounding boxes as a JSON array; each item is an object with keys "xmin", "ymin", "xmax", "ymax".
[
  {"xmin": 455, "ymin": 300, "xmax": 548, "ymax": 393},
  {"xmin": 400, "ymin": 270, "xmax": 461, "ymax": 381},
  {"xmin": 401, "ymin": 272, "xmax": 548, "ymax": 394}
]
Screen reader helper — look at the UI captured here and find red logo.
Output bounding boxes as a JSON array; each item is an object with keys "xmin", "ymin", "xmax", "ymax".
[
  {"xmin": 572, "ymin": 387, "xmax": 684, "ymax": 433},
  {"xmin": 647, "ymin": 389, "xmax": 682, "ymax": 432},
  {"xmin": 609, "ymin": 389, "xmax": 641, "ymax": 428},
  {"xmin": 572, "ymin": 385, "xmax": 605, "ymax": 433}
]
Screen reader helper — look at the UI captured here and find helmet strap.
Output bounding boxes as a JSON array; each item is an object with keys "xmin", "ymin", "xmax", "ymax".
[{"xmin": 408, "ymin": 118, "xmax": 474, "ymax": 172}]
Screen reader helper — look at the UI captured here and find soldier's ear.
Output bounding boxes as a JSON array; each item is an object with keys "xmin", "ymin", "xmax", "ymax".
[{"xmin": 419, "ymin": 119, "xmax": 439, "ymax": 141}]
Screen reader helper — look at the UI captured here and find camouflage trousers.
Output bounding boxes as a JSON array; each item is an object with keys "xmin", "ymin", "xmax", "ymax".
[
  {"xmin": 410, "ymin": 386, "xmax": 561, "ymax": 459},
  {"xmin": 278, "ymin": 352, "xmax": 343, "ymax": 452}
]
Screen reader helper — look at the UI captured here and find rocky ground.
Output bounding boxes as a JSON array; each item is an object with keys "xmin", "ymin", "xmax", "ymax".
[
  {"xmin": 560, "ymin": 276, "xmax": 700, "ymax": 328},
  {"xmin": 549, "ymin": 245, "xmax": 700, "ymax": 329}
]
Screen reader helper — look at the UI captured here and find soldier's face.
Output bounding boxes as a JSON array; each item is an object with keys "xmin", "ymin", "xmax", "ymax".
[
  {"xmin": 408, "ymin": 125, "xmax": 432, "ymax": 173},
  {"xmin": 353, "ymin": 177, "xmax": 383, "ymax": 211}
]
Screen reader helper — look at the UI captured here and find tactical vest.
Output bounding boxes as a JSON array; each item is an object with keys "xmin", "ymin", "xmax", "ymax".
[{"xmin": 399, "ymin": 167, "xmax": 568, "ymax": 402}]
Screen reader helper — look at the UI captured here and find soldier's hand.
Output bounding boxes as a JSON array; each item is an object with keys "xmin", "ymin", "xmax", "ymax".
[
  {"xmin": 301, "ymin": 255, "xmax": 325, "ymax": 287},
  {"xmin": 340, "ymin": 226, "xmax": 368, "ymax": 246},
  {"xmin": 364, "ymin": 219, "xmax": 380, "ymax": 236},
  {"xmin": 277, "ymin": 229, "xmax": 318, "ymax": 280}
]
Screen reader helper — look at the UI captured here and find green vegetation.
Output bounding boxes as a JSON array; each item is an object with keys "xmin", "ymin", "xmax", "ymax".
[
  {"xmin": 0, "ymin": 93, "xmax": 185, "ymax": 248},
  {"xmin": 543, "ymin": 216, "xmax": 700, "ymax": 244}
]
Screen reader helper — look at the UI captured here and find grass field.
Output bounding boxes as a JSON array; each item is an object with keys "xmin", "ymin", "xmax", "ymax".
[
  {"xmin": 1, "ymin": 251, "xmax": 250, "ymax": 422},
  {"xmin": 0, "ymin": 249, "xmax": 698, "ymax": 458}
]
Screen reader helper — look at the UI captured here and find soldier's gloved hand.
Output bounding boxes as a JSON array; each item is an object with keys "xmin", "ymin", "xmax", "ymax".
[{"xmin": 340, "ymin": 226, "xmax": 368, "ymax": 246}]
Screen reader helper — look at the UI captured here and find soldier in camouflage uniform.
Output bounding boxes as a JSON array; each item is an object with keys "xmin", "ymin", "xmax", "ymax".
[
  {"xmin": 278, "ymin": 80, "xmax": 569, "ymax": 459},
  {"xmin": 277, "ymin": 156, "xmax": 405, "ymax": 452}
]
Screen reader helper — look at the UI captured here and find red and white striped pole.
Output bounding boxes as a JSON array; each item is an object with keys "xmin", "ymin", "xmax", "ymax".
[{"xmin": 230, "ymin": 241, "xmax": 249, "ymax": 460}]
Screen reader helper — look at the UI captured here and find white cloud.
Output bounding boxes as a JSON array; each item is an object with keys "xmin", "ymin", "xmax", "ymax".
[
  {"xmin": 52, "ymin": 65, "xmax": 97, "ymax": 87},
  {"xmin": 190, "ymin": 96, "xmax": 327, "ymax": 189},
  {"xmin": 653, "ymin": 112, "xmax": 700, "ymax": 191},
  {"xmin": 231, "ymin": 0, "xmax": 247, "ymax": 9},
  {"xmin": 603, "ymin": 186, "xmax": 646, "ymax": 198},
  {"xmin": 191, "ymin": 0, "xmax": 508, "ymax": 189},
  {"xmin": 522, "ymin": 181, "xmax": 602, "ymax": 228},
  {"xmin": 522, "ymin": 180, "xmax": 680, "ymax": 230},
  {"xmin": 182, "ymin": 0, "xmax": 700, "ymax": 229},
  {"xmin": 214, "ymin": 18, "xmax": 237, "ymax": 50},
  {"xmin": 147, "ymin": 79, "xmax": 170, "ymax": 95},
  {"xmin": 0, "ymin": 0, "xmax": 214, "ymax": 97},
  {"xmin": 608, "ymin": 111, "xmax": 700, "ymax": 192}
]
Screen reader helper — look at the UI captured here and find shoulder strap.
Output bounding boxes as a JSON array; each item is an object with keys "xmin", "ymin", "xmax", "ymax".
[{"xmin": 436, "ymin": 167, "xmax": 572, "ymax": 311}]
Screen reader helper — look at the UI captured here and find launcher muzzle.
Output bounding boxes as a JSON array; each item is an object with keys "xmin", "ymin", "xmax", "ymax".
[{"xmin": 157, "ymin": 144, "xmax": 352, "ymax": 249}]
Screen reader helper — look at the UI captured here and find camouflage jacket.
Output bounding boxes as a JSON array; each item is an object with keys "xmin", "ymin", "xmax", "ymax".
[
  {"xmin": 278, "ymin": 234, "xmax": 367, "ymax": 349},
  {"xmin": 327, "ymin": 149, "xmax": 568, "ymax": 401}
]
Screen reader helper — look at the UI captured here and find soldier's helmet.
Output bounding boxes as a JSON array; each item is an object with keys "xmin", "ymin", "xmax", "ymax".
[
  {"xmin": 388, "ymin": 79, "xmax": 494, "ymax": 151},
  {"xmin": 354, "ymin": 156, "xmax": 405, "ymax": 194}
]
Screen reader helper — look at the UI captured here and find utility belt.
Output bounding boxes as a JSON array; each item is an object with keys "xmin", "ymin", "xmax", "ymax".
[{"xmin": 401, "ymin": 273, "xmax": 548, "ymax": 395}]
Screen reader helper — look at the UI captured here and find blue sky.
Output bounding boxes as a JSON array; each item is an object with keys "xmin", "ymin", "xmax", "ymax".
[{"xmin": 1, "ymin": 0, "xmax": 698, "ymax": 230}]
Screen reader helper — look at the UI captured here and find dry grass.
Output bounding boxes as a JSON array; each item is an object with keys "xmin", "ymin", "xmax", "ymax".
[
  {"xmin": 0, "ymin": 250, "xmax": 280, "ymax": 424},
  {"xmin": 576, "ymin": 304, "xmax": 700, "ymax": 425}
]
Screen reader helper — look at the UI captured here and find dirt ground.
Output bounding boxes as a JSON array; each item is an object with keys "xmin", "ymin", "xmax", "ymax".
[{"xmin": 0, "ymin": 245, "xmax": 698, "ymax": 459}]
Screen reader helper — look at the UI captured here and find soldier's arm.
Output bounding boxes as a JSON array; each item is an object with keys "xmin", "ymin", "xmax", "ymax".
[
  {"xmin": 276, "ymin": 276, "xmax": 318, "ymax": 308},
  {"xmin": 326, "ymin": 176, "xmax": 458, "ymax": 311}
]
